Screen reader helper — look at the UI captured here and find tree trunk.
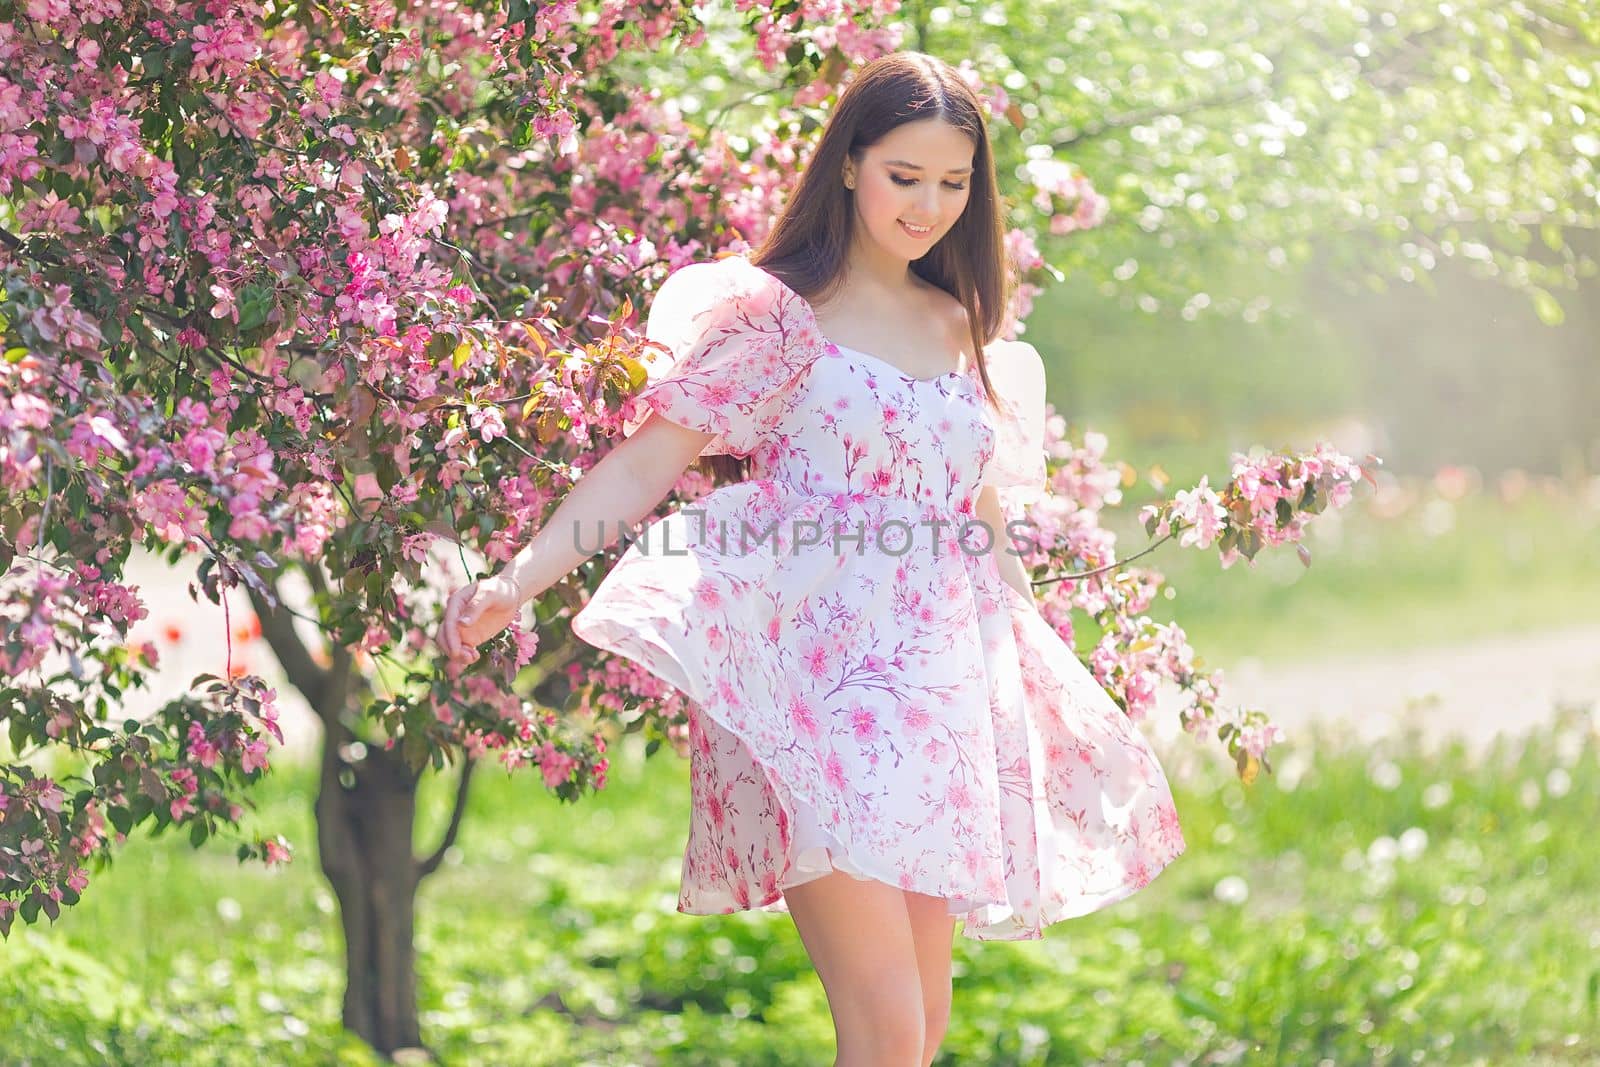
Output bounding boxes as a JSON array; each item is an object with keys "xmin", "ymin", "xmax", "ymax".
[
  {"xmin": 315, "ymin": 732, "xmax": 430, "ymax": 1059},
  {"xmin": 247, "ymin": 575, "xmax": 478, "ymax": 1062}
]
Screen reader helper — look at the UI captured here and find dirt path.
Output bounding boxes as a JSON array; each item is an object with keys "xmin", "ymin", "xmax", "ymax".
[{"xmin": 109, "ymin": 550, "xmax": 1600, "ymax": 766}]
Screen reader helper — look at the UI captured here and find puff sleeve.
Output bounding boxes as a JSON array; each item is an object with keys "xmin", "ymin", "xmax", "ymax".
[
  {"xmin": 979, "ymin": 339, "xmax": 1050, "ymax": 506},
  {"xmin": 622, "ymin": 256, "xmax": 810, "ymax": 459}
]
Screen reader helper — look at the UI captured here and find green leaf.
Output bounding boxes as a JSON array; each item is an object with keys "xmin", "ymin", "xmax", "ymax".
[
  {"xmin": 402, "ymin": 728, "xmax": 429, "ymax": 773},
  {"xmin": 236, "ymin": 283, "xmax": 273, "ymax": 333},
  {"xmin": 1530, "ymin": 287, "xmax": 1565, "ymax": 327},
  {"xmin": 1173, "ymin": 985, "xmax": 1226, "ymax": 1023},
  {"xmin": 427, "ymin": 331, "xmax": 455, "ymax": 363},
  {"xmin": 375, "ymin": 451, "xmax": 401, "ymax": 494}
]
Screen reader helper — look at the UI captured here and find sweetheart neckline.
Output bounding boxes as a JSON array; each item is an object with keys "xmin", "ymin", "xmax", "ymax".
[
  {"xmin": 732, "ymin": 256, "xmax": 975, "ymax": 387},
  {"xmin": 824, "ymin": 340, "xmax": 969, "ymax": 386}
]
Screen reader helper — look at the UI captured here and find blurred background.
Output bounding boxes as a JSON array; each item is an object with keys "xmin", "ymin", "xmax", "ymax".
[{"xmin": 4, "ymin": 0, "xmax": 1598, "ymax": 1064}]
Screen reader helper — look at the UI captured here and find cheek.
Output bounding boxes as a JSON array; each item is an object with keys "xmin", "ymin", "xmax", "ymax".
[{"xmin": 858, "ymin": 179, "xmax": 909, "ymax": 225}]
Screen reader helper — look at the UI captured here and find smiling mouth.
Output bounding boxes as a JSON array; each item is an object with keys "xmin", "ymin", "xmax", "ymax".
[{"xmin": 900, "ymin": 220, "xmax": 934, "ymax": 236}]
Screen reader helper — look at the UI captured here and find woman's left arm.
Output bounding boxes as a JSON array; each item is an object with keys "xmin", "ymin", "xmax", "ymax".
[{"xmin": 975, "ymin": 483, "xmax": 1038, "ymax": 609}]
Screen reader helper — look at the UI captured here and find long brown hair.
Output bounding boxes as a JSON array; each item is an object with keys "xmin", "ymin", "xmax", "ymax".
[{"xmin": 702, "ymin": 50, "xmax": 1016, "ymax": 485}]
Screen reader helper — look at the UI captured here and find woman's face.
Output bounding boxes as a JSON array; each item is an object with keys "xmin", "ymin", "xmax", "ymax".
[{"xmin": 844, "ymin": 118, "xmax": 975, "ymax": 261}]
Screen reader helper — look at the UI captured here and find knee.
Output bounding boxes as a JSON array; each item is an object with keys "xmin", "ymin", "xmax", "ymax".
[{"xmin": 838, "ymin": 986, "xmax": 925, "ymax": 1065}]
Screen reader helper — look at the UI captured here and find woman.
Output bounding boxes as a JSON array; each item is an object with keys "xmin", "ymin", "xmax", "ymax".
[{"xmin": 439, "ymin": 51, "xmax": 1185, "ymax": 1067}]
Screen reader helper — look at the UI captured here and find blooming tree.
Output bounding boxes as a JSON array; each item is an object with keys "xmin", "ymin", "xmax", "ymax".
[{"xmin": 5, "ymin": 0, "xmax": 1581, "ymax": 1055}]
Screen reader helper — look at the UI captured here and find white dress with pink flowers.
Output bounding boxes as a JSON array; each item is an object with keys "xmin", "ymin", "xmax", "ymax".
[{"xmin": 569, "ymin": 253, "xmax": 1185, "ymax": 940}]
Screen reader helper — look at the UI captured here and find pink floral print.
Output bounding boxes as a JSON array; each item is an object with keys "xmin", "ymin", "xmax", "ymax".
[{"xmin": 570, "ymin": 253, "xmax": 1185, "ymax": 940}]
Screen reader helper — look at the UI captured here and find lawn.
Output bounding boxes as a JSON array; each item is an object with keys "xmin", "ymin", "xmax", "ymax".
[
  {"xmin": 1080, "ymin": 478, "xmax": 1600, "ymax": 665},
  {"xmin": 4, "ymin": 700, "xmax": 1597, "ymax": 1065}
]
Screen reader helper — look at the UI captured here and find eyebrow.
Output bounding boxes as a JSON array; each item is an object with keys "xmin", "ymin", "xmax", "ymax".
[{"xmin": 884, "ymin": 159, "xmax": 973, "ymax": 174}]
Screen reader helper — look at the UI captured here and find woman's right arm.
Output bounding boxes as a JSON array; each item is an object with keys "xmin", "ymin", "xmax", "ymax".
[
  {"xmin": 438, "ymin": 412, "xmax": 713, "ymax": 658},
  {"xmin": 503, "ymin": 412, "xmax": 714, "ymax": 601}
]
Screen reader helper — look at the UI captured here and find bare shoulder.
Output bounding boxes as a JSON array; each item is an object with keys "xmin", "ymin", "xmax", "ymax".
[
  {"xmin": 916, "ymin": 283, "xmax": 982, "ymax": 362},
  {"xmin": 921, "ymin": 285, "xmax": 1042, "ymax": 371},
  {"xmin": 918, "ymin": 283, "xmax": 967, "ymax": 332}
]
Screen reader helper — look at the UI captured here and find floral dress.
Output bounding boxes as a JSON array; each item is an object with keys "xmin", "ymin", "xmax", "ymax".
[{"xmin": 569, "ymin": 253, "xmax": 1185, "ymax": 940}]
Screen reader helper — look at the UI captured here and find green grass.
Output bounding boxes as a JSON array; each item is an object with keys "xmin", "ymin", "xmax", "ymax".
[
  {"xmin": 5, "ymin": 471, "xmax": 1595, "ymax": 1063},
  {"xmin": 4, "ymin": 703, "xmax": 1598, "ymax": 1065}
]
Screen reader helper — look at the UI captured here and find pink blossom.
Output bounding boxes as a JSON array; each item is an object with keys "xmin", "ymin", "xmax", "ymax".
[
  {"xmin": 14, "ymin": 190, "xmax": 84, "ymax": 235},
  {"xmin": 37, "ymin": 782, "xmax": 66, "ymax": 813},
  {"xmin": 208, "ymin": 282, "xmax": 238, "ymax": 322},
  {"xmin": 1239, "ymin": 720, "xmax": 1283, "ymax": 758},
  {"xmin": 1171, "ymin": 476, "xmax": 1226, "ymax": 548},
  {"xmin": 467, "ymin": 403, "xmax": 505, "ymax": 442},
  {"xmin": 538, "ymin": 742, "xmax": 577, "ymax": 788},
  {"xmin": 240, "ymin": 738, "xmax": 270, "ymax": 774},
  {"xmin": 510, "ymin": 624, "xmax": 540, "ymax": 670}
]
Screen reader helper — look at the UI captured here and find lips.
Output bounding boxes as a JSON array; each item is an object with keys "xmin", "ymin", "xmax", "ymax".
[{"xmin": 900, "ymin": 219, "xmax": 934, "ymax": 238}]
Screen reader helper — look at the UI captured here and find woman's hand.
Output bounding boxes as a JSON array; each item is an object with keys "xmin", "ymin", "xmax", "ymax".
[{"xmin": 439, "ymin": 572, "xmax": 525, "ymax": 660}]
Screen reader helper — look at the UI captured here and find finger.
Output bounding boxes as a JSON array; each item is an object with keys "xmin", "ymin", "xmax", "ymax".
[
  {"xmin": 457, "ymin": 606, "xmax": 483, "ymax": 655},
  {"xmin": 441, "ymin": 594, "xmax": 459, "ymax": 657},
  {"xmin": 442, "ymin": 588, "xmax": 468, "ymax": 657}
]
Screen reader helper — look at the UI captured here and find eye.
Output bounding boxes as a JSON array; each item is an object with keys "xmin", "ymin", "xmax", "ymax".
[{"xmin": 890, "ymin": 175, "xmax": 968, "ymax": 190}]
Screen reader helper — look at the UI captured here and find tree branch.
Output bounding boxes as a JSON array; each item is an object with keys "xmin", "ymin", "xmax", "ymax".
[
  {"xmin": 245, "ymin": 574, "xmax": 335, "ymax": 716},
  {"xmin": 302, "ymin": 564, "xmax": 358, "ymax": 720},
  {"xmin": 415, "ymin": 755, "xmax": 478, "ymax": 880}
]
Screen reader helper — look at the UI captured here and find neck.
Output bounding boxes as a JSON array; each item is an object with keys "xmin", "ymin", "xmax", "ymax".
[{"xmin": 843, "ymin": 231, "xmax": 917, "ymax": 296}]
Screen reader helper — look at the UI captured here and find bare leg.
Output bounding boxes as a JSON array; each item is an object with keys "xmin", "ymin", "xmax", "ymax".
[
  {"xmin": 903, "ymin": 890, "xmax": 958, "ymax": 1067},
  {"xmin": 782, "ymin": 870, "xmax": 926, "ymax": 1066}
]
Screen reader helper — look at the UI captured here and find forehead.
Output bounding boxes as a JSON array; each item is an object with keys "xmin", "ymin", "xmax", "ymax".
[{"xmin": 870, "ymin": 119, "xmax": 974, "ymax": 169}]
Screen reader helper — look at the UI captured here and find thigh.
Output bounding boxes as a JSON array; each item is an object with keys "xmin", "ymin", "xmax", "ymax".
[{"xmin": 782, "ymin": 870, "xmax": 925, "ymax": 1027}]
